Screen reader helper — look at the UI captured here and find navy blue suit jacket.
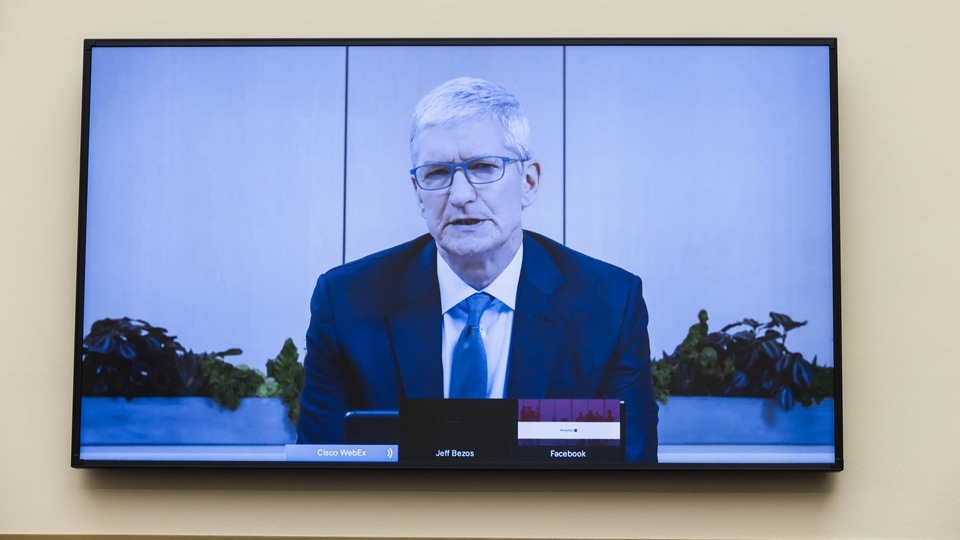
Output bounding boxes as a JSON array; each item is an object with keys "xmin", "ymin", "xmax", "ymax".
[{"xmin": 297, "ymin": 231, "xmax": 659, "ymax": 462}]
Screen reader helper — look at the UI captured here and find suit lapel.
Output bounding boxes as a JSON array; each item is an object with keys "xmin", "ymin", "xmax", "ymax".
[
  {"xmin": 387, "ymin": 240, "xmax": 443, "ymax": 399},
  {"xmin": 506, "ymin": 235, "xmax": 569, "ymax": 398}
]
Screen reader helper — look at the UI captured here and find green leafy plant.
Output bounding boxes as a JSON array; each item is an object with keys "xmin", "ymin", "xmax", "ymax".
[
  {"xmin": 82, "ymin": 318, "xmax": 305, "ymax": 423},
  {"xmin": 653, "ymin": 310, "xmax": 834, "ymax": 410},
  {"xmin": 266, "ymin": 338, "xmax": 306, "ymax": 424},
  {"xmin": 199, "ymin": 341, "xmax": 304, "ymax": 422},
  {"xmin": 650, "ymin": 359, "xmax": 676, "ymax": 404},
  {"xmin": 668, "ymin": 310, "xmax": 735, "ymax": 392},
  {"xmin": 200, "ymin": 359, "xmax": 266, "ymax": 410}
]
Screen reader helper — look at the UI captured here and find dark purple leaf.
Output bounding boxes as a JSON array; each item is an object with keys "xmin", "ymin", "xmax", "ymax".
[
  {"xmin": 770, "ymin": 312, "xmax": 807, "ymax": 332},
  {"xmin": 792, "ymin": 358, "xmax": 814, "ymax": 389},
  {"xmin": 88, "ymin": 336, "xmax": 113, "ymax": 354},
  {"xmin": 779, "ymin": 386, "xmax": 796, "ymax": 410},
  {"xmin": 760, "ymin": 340, "xmax": 782, "ymax": 360},
  {"xmin": 775, "ymin": 354, "xmax": 792, "ymax": 374},
  {"xmin": 118, "ymin": 342, "xmax": 136, "ymax": 359}
]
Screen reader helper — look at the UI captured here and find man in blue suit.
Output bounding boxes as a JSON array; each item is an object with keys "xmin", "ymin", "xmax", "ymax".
[{"xmin": 297, "ymin": 77, "xmax": 658, "ymax": 462}]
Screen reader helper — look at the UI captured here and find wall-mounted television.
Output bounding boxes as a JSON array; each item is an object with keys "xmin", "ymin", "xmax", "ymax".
[{"xmin": 73, "ymin": 38, "xmax": 841, "ymax": 470}]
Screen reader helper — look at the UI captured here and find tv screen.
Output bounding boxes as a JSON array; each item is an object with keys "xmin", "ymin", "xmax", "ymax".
[{"xmin": 73, "ymin": 38, "xmax": 841, "ymax": 470}]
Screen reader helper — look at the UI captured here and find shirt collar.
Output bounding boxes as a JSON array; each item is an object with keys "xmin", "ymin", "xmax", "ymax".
[{"xmin": 437, "ymin": 242, "xmax": 523, "ymax": 314}]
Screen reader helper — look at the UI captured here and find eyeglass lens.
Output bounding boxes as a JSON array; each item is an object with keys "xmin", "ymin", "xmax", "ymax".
[{"xmin": 415, "ymin": 157, "xmax": 507, "ymax": 190}]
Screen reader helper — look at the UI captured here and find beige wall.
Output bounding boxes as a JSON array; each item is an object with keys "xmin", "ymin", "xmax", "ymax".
[{"xmin": 1, "ymin": 0, "xmax": 958, "ymax": 538}]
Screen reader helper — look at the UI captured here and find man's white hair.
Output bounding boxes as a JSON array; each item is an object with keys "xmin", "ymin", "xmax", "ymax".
[{"xmin": 410, "ymin": 77, "xmax": 531, "ymax": 165}]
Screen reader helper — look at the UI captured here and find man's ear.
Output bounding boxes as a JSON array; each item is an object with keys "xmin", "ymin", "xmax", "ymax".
[
  {"xmin": 521, "ymin": 160, "xmax": 541, "ymax": 208},
  {"xmin": 412, "ymin": 176, "xmax": 426, "ymax": 216}
]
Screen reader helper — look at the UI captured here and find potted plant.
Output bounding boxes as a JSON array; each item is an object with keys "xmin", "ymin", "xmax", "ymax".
[
  {"xmin": 652, "ymin": 310, "xmax": 835, "ymax": 447},
  {"xmin": 79, "ymin": 318, "xmax": 304, "ymax": 445}
]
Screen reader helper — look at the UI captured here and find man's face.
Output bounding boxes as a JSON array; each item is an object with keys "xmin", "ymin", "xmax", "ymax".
[{"xmin": 412, "ymin": 117, "xmax": 540, "ymax": 265}]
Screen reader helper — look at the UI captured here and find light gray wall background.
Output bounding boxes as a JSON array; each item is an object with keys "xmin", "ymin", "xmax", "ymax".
[
  {"xmin": 83, "ymin": 45, "xmax": 347, "ymax": 367},
  {"xmin": 1, "ymin": 0, "xmax": 959, "ymax": 538}
]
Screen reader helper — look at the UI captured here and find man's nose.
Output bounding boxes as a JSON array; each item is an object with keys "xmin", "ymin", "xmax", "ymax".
[{"xmin": 447, "ymin": 167, "xmax": 477, "ymax": 205}]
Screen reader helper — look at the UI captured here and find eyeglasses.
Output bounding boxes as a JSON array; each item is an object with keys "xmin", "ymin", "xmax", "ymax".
[{"xmin": 411, "ymin": 156, "xmax": 525, "ymax": 191}]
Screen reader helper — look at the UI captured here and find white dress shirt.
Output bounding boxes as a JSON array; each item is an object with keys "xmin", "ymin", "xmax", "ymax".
[{"xmin": 437, "ymin": 244, "xmax": 523, "ymax": 398}]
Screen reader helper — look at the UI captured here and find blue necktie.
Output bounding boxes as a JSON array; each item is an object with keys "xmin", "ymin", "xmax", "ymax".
[{"xmin": 450, "ymin": 293, "xmax": 493, "ymax": 398}]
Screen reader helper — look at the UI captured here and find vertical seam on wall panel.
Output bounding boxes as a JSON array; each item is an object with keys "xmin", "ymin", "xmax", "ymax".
[
  {"xmin": 562, "ymin": 46, "xmax": 567, "ymax": 246},
  {"xmin": 341, "ymin": 47, "xmax": 350, "ymax": 265}
]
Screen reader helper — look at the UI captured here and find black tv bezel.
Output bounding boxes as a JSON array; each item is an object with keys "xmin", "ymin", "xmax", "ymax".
[{"xmin": 71, "ymin": 37, "xmax": 842, "ymax": 472}]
